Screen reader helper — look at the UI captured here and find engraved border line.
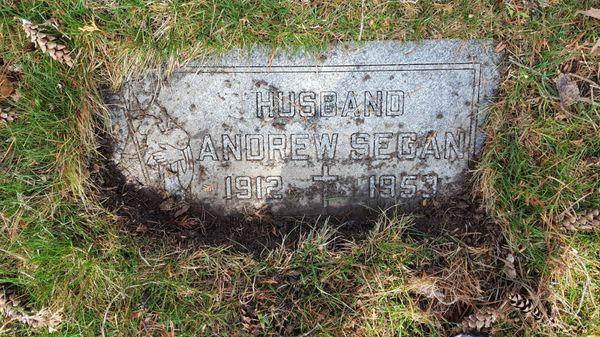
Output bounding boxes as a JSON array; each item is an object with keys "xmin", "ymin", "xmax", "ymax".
[{"xmin": 176, "ymin": 63, "xmax": 482, "ymax": 158}]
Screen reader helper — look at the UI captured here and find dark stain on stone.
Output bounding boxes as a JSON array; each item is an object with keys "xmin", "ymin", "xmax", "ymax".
[
  {"xmin": 196, "ymin": 165, "xmax": 207, "ymax": 179},
  {"xmin": 272, "ymin": 122, "xmax": 286, "ymax": 131},
  {"xmin": 221, "ymin": 123, "xmax": 232, "ymax": 132},
  {"xmin": 254, "ymin": 79, "xmax": 268, "ymax": 88}
]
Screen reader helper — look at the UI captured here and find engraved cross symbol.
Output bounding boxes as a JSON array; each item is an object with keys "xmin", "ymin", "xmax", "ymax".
[{"xmin": 312, "ymin": 164, "xmax": 338, "ymax": 207}]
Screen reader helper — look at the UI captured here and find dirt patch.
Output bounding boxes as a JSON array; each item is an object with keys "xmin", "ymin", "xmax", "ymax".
[{"xmin": 93, "ymin": 153, "xmax": 376, "ymax": 254}]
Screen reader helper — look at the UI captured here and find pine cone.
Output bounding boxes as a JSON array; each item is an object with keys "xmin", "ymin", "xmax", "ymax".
[
  {"xmin": 0, "ymin": 289, "xmax": 62, "ymax": 332},
  {"xmin": 508, "ymin": 293, "xmax": 543, "ymax": 321},
  {"xmin": 460, "ymin": 307, "xmax": 500, "ymax": 331},
  {"xmin": 20, "ymin": 19, "xmax": 74, "ymax": 67},
  {"xmin": 0, "ymin": 106, "xmax": 17, "ymax": 124},
  {"xmin": 562, "ymin": 209, "xmax": 599, "ymax": 231}
]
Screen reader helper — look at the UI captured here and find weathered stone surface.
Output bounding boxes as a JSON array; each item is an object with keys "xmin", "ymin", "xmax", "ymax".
[{"xmin": 106, "ymin": 40, "xmax": 501, "ymax": 216}]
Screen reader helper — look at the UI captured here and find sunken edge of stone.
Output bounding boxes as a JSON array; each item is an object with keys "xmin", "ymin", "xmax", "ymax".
[{"xmin": 105, "ymin": 40, "xmax": 502, "ymax": 216}]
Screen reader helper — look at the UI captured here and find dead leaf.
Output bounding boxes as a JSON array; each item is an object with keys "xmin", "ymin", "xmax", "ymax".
[
  {"xmin": 577, "ymin": 8, "xmax": 600, "ymax": 20},
  {"xmin": 173, "ymin": 204, "xmax": 190, "ymax": 218},
  {"xmin": 526, "ymin": 195, "xmax": 546, "ymax": 207},
  {"xmin": 494, "ymin": 41, "xmax": 507, "ymax": 53},
  {"xmin": 174, "ymin": 216, "xmax": 199, "ymax": 228},
  {"xmin": 554, "ymin": 73, "xmax": 580, "ymax": 106},
  {"xmin": 0, "ymin": 74, "xmax": 14, "ymax": 100}
]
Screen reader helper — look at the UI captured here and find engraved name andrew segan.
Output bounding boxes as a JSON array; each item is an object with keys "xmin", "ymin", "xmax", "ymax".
[
  {"xmin": 193, "ymin": 89, "xmax": 466, "ymax": 163},
  {"xmin": 195, "ymin": 131, "xmax": 467, "ymax": 162}
]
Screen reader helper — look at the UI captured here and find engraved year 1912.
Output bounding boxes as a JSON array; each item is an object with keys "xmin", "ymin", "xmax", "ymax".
[{"xmin": 224, "ymin": 175, "xmax": 284, "ymax": 200}]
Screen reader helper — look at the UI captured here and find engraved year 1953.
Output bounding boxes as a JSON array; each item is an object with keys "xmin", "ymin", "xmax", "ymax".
[{"xmin": 368, "ymin": 173, "xmax": 438, "ymax": 199}]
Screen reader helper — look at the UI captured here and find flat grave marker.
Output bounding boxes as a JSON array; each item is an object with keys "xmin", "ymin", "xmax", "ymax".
[{"xmin": 106, "ymin": 40, "xmax": 501, "ymax": 215}]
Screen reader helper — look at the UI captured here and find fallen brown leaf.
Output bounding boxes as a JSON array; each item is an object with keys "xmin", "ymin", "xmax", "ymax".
[
  {"xmin": 554, "ymin": 73, "xmax": 580, "ymax": 106},
  {"xmin": 494, "ymin": 41, "xmax": 507, "ymax": 53},
  {"xmin": 173, "ymin": 204, "xmax": 190, "ymax": 218},
  {"xmin": 0, "ymin": 74, "xmax": 14, "ymax": 100},
  {"xmin": 526, "ymin": 195, "xmax": 546, "ymax": 207}
]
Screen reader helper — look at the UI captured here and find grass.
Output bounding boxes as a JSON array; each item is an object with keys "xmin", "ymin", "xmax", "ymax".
[{"xmin": 0, "ymin": 0, "xmax": 599, "ymax": 336}]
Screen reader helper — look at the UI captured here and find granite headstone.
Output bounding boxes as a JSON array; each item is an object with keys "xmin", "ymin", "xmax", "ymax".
[{"xmin": 106, "ymin": 40, "xmax": 501, "ymax": 215}]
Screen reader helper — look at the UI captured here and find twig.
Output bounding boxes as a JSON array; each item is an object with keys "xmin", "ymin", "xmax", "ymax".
[{"xmin": 358, "ymin": 0, "xmax": 366, "ymax": 41}]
